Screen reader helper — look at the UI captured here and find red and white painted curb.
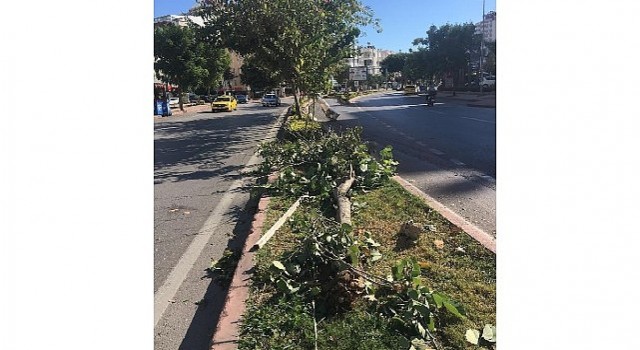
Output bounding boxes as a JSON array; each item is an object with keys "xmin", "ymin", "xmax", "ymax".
[
  {"xmin": 393, "ymin": 175, "xmax": 496, "ymax": 254},
  {"xmin": 209, "ymin": 195, "xmax": 271, "ymax": 350}
]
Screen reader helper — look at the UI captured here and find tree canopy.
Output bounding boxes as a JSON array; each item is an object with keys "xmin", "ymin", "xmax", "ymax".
[
  {"xmin": 154, "ymin": 23, "xmax": 229, "ymax": 109},
  {"xmin": 200, "ymin": 0, "xmax": 378, "ymax": 115}
]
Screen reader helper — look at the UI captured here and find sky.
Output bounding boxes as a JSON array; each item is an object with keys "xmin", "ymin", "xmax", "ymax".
[{"xmin": 154, "ymin": 0, "xmax": 496, "ymax": 53}]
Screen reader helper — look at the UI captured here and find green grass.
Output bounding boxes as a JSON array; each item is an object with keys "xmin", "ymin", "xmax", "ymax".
[{"xmin": 240, "ymin": 180, "xmax": 496, "ymax": 350}]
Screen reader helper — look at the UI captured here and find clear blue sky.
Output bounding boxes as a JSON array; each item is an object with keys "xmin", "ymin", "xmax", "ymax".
[{"xmin": 154, "ymin": 0, "xmax": 496, "ymax": 52}]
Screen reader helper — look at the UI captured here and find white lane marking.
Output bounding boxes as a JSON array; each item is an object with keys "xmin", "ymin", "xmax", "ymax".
[
  {"xmin": 153, "ymin": 114, "xmax": 284, "ymax": 328},
  {"xmin": 429, "ymin": 148, "xmax": 445, "ymax": 155},
  {"xmin": 460, "ymin": 116, "xmax": 495, "ymax": 124},
  {"xmin": 450, "ymin": 158, "xmax": 466, "ymax": 166}
]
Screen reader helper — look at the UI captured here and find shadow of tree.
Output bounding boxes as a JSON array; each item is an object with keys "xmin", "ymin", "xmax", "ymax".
[{"xmin": 155, "ymin": 110, "xmax": 284, "ymax": 183}]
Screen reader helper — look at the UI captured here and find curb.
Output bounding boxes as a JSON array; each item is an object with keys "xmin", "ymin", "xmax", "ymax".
[
  {"xmin": 209, "ymin": 109, "xmax": 288, "ymax": 349},
  {"xmin": 392, "ymin": 175, "xmax": 496, "ymax": 254},
  {"xmin": 210, "ymin": 195, "xmax": 271, "ymax": 350}
]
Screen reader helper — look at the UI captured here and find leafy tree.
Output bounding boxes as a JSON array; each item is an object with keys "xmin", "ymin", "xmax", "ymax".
[
  {"xmin": 240, "ymin": 54, "xmax": 281, "ymax": 93},
  {"xmin": 484, "ymin": 41, "xmax": 496, "ymax": 75},
  {"xmin": 201, "ymin": 0, "xmax": 378, "ymax": 117},
  {"xmin": 154, "ymin": 24, "xmax": 209, "ymax": 111},
  {"xmin": 332, "ymin": 61, "xmax": 351, "ymax": 90},
  {"xmin": 379, "ymin": 52, "xmax": 409, "ymax": 74},
  {"xmin": 413, "ymin": 23, "xmax": 480, "ymax": 88},
  {"xmin": 200, "ymin": 42, "xmax": 231, "ymax": 96}
]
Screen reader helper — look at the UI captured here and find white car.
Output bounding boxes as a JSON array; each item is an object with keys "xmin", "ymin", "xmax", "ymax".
[
  {"xmin": 169, "ymin": 97, "xmax": 180, "ymax": 106},
  {"xmin": 480, "ymin": 76, "xmax": 496, "ymax": 89},
  {"xmin": 261, "ymin": 93, "xmax": 281, "ymax": 107}
]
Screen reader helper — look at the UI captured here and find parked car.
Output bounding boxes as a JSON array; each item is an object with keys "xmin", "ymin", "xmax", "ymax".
[
  {"xmin": 169, "ymin": 96, "xmax": 180, "ymax": 107},
  {"xmin": 403, "ymin": 85, "xmax": 417, "ymax": 95},
  {"xmin": 211, "ymin": 95, "xmax": 237, "ymax": 112},
  {"xmin": 188, "ymin": 93, "xmax": 200, "ymax": 103},
  {"xmin": 480, "ymin": 76, "xmax": 496, "ymax": 89},
  {"xmin": 201, "ymin": 94, "xmax": 216, "ymax": 103},
  {"xmin": 235, "ymin": 94, "xmax": 248, "ymax": 104},
  {"xmin": 261, "ymin": 93, "xmax": 281, "ymax": 107}
]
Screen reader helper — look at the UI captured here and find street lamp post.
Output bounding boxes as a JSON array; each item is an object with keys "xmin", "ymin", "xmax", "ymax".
[{"xmin": 479, "ymin": 0, "xmax": 485, "ymax": 95}]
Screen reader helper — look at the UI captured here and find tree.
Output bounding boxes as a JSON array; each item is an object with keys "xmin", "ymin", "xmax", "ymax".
[
  {"xmin": 200, "ymin": 43, "xmax": 231, "ymax": 96},
  {"xmin": 413, "ymin": 23, "xmax": 480, "ymax": 88},
  {"xmin": 484, "ymin": 41, "xmax": 496, "ymax": 75},
  {"xmin": 240, "ymin": 54, "xmax": 281, "ymax": 94},
  {"xmin": 379, "ymin": 52, "xmax": 409, "ymax": 74},
  {"xmin": 154, "ymin": 24, "xmax": 209, "ymax": 111},
  {"xmin": 201, "ymin": 0, "xmax": 378, "ymax": 117}
]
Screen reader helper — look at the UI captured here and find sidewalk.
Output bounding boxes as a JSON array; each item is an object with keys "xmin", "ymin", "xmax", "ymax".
[
  {"xmin": 153, "ymin": 102, "xmax": 211, "ymax": 119},
  {"xmin": 436, "ymin": 91, "xmax": 496, "ymax": 108}
]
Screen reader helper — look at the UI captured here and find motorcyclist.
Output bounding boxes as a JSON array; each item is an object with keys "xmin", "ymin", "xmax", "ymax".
[{"xmin": 426, "ymin": 81, "xmax": 437, "ymax": 104}]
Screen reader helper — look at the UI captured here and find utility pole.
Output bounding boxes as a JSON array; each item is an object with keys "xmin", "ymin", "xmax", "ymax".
[{"xmin": 479, "ymin": 0, "xmax": 486, "ymax": 95}]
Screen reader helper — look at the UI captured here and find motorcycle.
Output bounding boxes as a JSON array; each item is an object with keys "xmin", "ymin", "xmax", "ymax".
[{"xmin": 425, "ymin": 94, "xmax": 435, "ymax": 107}]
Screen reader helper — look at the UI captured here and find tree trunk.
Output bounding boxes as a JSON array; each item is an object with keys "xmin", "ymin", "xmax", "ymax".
[
  {"xmin": 292, "ymin": 83, "xmax": 301, "ymax": 118},
  {"xmin": 332, "ymin": 165, "xmax": 355, "ymax": 225},
  {"xmin": 178, "ymin": 86, "xmax": 184, "ymax": 111}
]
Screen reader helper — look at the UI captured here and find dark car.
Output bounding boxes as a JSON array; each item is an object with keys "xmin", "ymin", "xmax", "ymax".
[
  {"xmin": 188, "ymin": 93, "xmax": 200, "ymax": 103},
  {"xmin": 235, "ymin": 94, "xmax": 248, "ymax": 104},
  {"xmin": 201, "ymin": 94, "xmax": 217, "ymax": 103}
]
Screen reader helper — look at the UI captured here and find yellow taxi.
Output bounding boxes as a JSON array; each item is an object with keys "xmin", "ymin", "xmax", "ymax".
[
  {"xmin": 211, "ymin": 95, "xmax": 238, "ymax": 112},
  {"xmin": 403, "ymin": 85, "xmax": 417, "ymax": 95}
]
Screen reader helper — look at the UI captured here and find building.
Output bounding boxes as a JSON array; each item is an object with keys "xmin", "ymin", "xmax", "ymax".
[
  {"xmin": 475, "ymin": 11, "xmax": 496, "ymax": 42},
  {"xmin": 346, "ymin": 45, "xmax": 395, "ymax": 76},
  {"xmin": 153, "ymin": 14, "xmax": 205, "ymax": 28}
]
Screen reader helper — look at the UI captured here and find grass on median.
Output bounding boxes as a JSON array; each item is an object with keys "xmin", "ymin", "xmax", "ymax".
[{"xmin": 239, "ymin": 179, "xmax": 495, "ymax": 350}]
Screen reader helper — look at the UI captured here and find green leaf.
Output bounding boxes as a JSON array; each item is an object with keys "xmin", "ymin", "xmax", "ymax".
[
  {"xmin": 412, "ymin": 277, "xmax": 422, "ymax": 288},
  {"xmin": 431, "ymin": 292, "xmax": 444, "ymax": 308},
  {"xmin": 408, "ymin": 289, "xmax": 420, "ymax": 300},
  {"xmin": 427, "ymin": 315, "xmax": 436, "ymax": 332},
  {"xmin": 465, "ymin": 329, "xmax": 480, "ymax": 345},
  {"xmin": 348, "ymin": 244, "xmax": 360, "ymax": 267},
  {"xmin": 414, "ymin": 304, "xmax": 430, "ymax": 319},
  {"xmin": 411, "ymin": 261, "xmax": 421, "ymax": 277},
  {"xmin": 443, "ymin": 301, "xmax": 465, "ymax": 319},
  {"xmin": 393, "ymin": 260, "xmax": 406, "ymax": 280},
  {"xmin": 310, "ymin": 287, "xmax": 321, "ymax": 296},
  {"xmin": 341, "ymin": 223, "xmax": 352, "ymax": 233}
]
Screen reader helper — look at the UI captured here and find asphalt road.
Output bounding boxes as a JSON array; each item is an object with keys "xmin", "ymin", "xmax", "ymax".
[
  {"xmin": 322, "ymin": 91, "xmax": 496, "ymax": 235},
  {"xmin": 154, "ymin": 100, "xmax": 288, "ymax": 350}
]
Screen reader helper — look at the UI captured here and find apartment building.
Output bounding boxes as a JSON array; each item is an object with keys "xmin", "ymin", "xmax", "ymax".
[
  {"xmin": 346, "ymin": 45, "xmax": 395, "ymax": 76},
  {"xmin": 475, "ymin": 11, "xmax": 496, "ymax": 42}
]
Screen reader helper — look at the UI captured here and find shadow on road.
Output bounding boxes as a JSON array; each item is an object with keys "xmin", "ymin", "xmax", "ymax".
[
  {"xmin": 175, "ymin": 191, "xmax": 260, "ymax": 350},
  {"xmin": 154, "ymin": 111, "xmax": 283, "ymax": 183},
  {"xmin": 317, "ymin": 107, "xmax": 495, "ymax": 198}
]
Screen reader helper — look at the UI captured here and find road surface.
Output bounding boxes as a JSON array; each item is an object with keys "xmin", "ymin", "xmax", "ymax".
[
  {"xmin": 322, "ymin": 91, "xmax": 496, "ymax": 236},
  {"xmin": 154, "ymin": 99, "xmax": 288, "ymax": 350}
]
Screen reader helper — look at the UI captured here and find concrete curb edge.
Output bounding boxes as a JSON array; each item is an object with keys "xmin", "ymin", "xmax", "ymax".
[
  {"xmin": 392, "ymin": 175, "xmax": 496, "ymax": 254},
  {"xmin": 209, "ymin": 195, "xmax": 271, "ymax": 349},
  {"xmin": 209, "ymin": 107, "xmax": 289, "ymax": 349}
]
